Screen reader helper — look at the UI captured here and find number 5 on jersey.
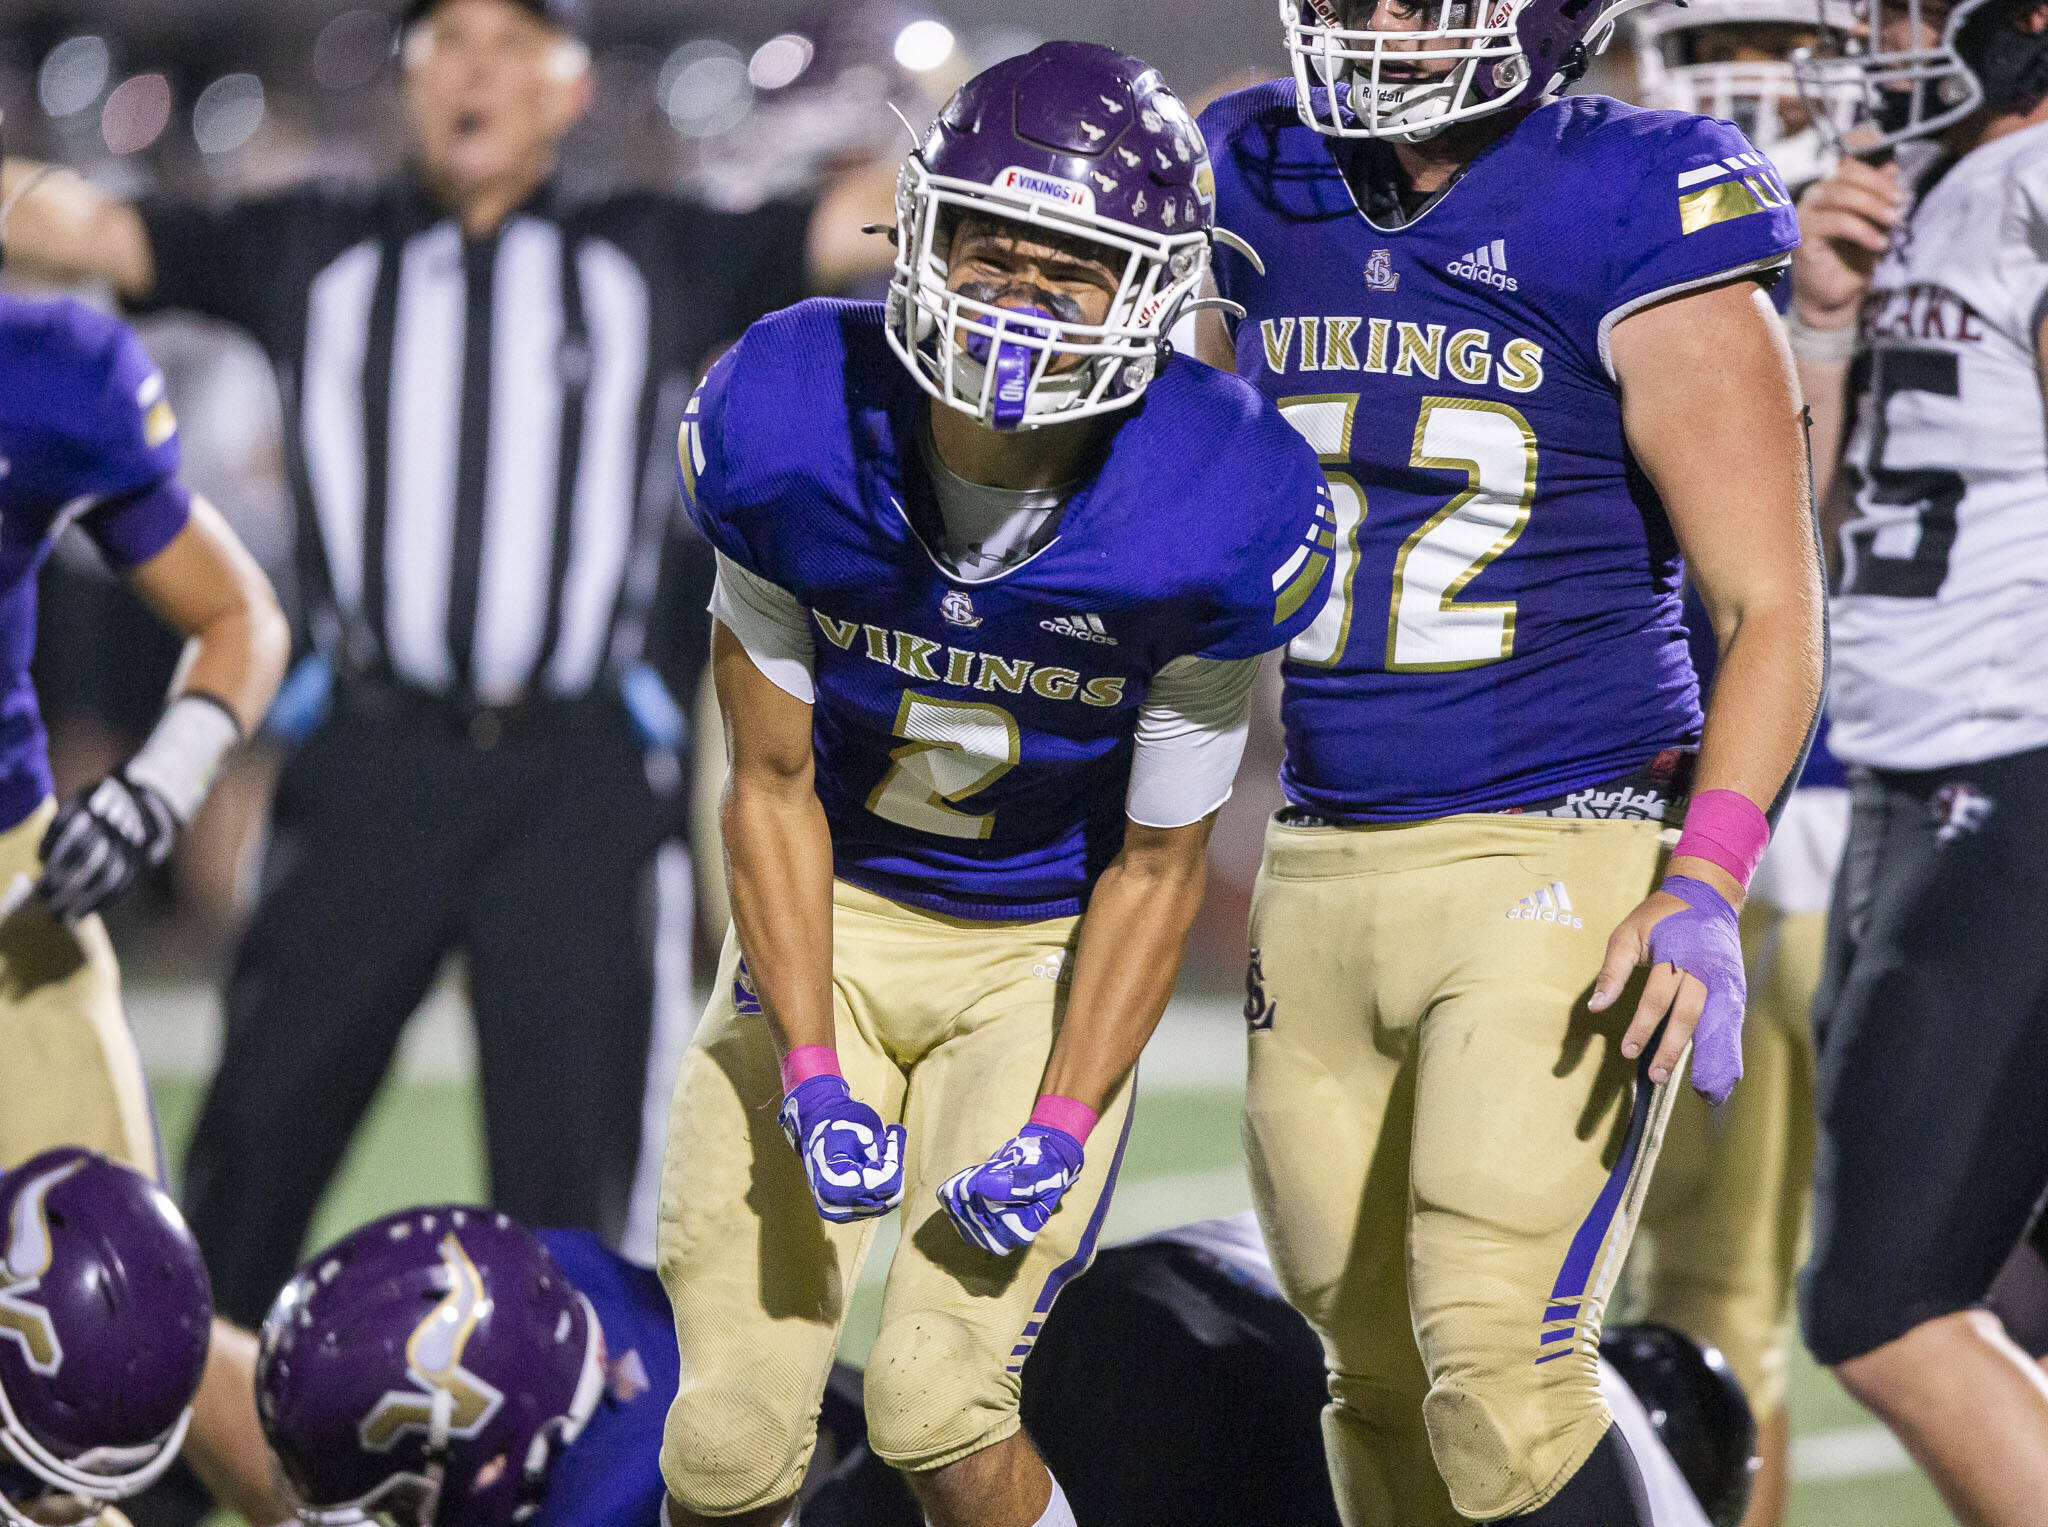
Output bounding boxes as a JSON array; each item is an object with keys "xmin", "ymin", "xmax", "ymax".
[
  {"xmin": 867, "ymin": 693, "xmax": 1020, "ymax": 839},
  {"xmin": 1279, "ymin": 393, "xmax": 1538, "ymax": 671}
]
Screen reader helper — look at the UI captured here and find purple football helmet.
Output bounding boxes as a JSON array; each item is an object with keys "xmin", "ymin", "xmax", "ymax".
[
  {"xmin": 256, "ymin": 1207, "xmax": 603, "ymax": 1527},
  {"xmin": 0, "ymin": 1149, "xmax": 212, "ymax": 1527},
  {"xmin": 886, "ymin": 41, "xmax": 1245, "ymax": 432},
  {"xmin": 1283, "ymin": 0, "xmax": 1660, "ymax": 139}
]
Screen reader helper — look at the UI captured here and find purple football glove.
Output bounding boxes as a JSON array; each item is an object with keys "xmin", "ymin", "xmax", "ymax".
[
  {"xmin": 777, "ymin": 1076, "xmax": 906, "ymax": 1224},
  {"xmin": 1646, "ymin": 874, "xmax": 1747, "ymax": 1104},
  {"xmin": 937, "ymin": 1123, "xmax": 1086, "ymax": 1256}
]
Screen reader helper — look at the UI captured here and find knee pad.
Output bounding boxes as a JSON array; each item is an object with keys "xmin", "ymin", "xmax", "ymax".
[
  {"xmin": 1324, "ymin": 1371, "xmax": 1461, "ymax": 1527},
  {"xmin": 863, "ymin": 1312, "xmax": 1018, "ymax": 1471},
  {"xmin": 1423, "ymin": 1368, "xmax": 1612, "ymax": 1522},
  {"xmin": 660, "ymin": 1381, "xmax": 812, "ymax": 1516}
]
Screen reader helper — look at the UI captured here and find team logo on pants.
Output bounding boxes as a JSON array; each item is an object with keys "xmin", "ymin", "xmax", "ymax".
[
  {"xmin": 1931, "ymin": 782, "xmax": 1993, "ymax": 843},
  {"xmin": 1244, "ymin": 950, "xmax": 1277, "ymax": 1032}
]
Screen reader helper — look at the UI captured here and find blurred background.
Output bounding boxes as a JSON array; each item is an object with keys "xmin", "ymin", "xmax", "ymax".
[{"xmin": 0, "ymin": 3, "xmax": 1936, "ymax": 1522}]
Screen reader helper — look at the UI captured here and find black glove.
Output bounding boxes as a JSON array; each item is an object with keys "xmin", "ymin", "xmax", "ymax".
[{"xmin": 36, "ymin": 771, "xmax": 179, "ymax": 920}]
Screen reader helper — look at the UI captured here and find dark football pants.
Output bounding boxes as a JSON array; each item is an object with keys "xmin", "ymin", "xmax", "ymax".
[
  {"xmin": 1801, "ymin": 745, "xmax": 2048, "ymax": 1366},
  {"xmin": 181, "ymin": 688, "xmax": 679, "ymax": 1326}
]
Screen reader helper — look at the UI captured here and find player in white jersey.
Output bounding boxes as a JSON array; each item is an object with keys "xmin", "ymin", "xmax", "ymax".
[{"xmin": 1786, "ymin": 0, "xmax": 2048, "ymax": 1519}]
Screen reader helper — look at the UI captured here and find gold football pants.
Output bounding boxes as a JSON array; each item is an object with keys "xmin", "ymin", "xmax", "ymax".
[
  {"xmin": 0, "ymin": 799, "xmax": 154, "ymax": 1177},
  {"xmin": 1245, "ymin": 812, "xmax": 1675, "ymax": 1524},
  {"xmin": 1626, "ymin": 900, "xmax": 1822, "ymax": 1418},
  {"xmin": 657, "ymin": 881, "xmax": 1133, "ymax": 1516}
]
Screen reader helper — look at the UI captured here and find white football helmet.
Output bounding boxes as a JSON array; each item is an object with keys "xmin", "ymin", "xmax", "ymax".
[{"xmin": 1634, "ymin": 0, "xmax": 1859, "ymax": 188}]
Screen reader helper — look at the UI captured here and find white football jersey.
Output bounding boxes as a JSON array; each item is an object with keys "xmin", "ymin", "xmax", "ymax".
[{"xmin": 1828, "ymin": 121, "xmax": 2048, "ymax": 771}]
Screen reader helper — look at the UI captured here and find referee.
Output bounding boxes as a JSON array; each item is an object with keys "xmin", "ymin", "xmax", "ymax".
[{"xmin": 1, "ymin": 0, "xmax": 867, "ymax": 1326}]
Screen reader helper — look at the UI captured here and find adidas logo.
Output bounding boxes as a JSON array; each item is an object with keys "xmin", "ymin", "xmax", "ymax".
[
  {"xmin": 1506, "ymin": 881, "xmax": 1583, "ymax": 929},
  {"xmin": 1447, "ymin": 238, "xmax": 1518, "ymax": 292},
  {"xmin": 1041, "ymin": 613, "xmax": 1118, "ymax": 646}
]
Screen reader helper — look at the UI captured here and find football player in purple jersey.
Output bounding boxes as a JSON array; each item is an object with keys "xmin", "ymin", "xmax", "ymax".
[
  {"xmin": 657, "ymin": 42, "xmax": 1332, "ymax": 1527},
  {"xmin": 0, "ymin": 135, "xmax": 291, "ymax": 1527},
  {"xmin": 1194, "ymin": 0, "xmax": 1826, "ymax": 1521}
]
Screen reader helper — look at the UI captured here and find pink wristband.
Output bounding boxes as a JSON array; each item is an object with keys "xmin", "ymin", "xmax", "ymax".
[
  {"xmin": 1673, "ymin": 789, "xmax": 1771, "ymax": 890},
  {"xmin": 780, "ymin": 1046, "xmax": 841, "ymax": 1093},
  {"xmin": 1029, "ymin": 1093, "xmax": 1099, "ymax": 1146}
]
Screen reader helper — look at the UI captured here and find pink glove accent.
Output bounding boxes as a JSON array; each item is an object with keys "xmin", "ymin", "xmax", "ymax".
[
  {"xmin": 780, "ymin": 1045, "xmax": 842, "ymax": 1093},
  {"xmin": 1673, "ymin": 789, "xmax": 1771, "ymax": 890},
  {"xmin": 1029, "ymin": 1093, "xmax": 1099, "ymax": 1146}
]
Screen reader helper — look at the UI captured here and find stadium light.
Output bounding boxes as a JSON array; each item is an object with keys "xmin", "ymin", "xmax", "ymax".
[
  {"xmin": 660, "ymin": 41, "xmax": 752, "ymax": 139},
  {"xmin": 101, "ymin": 73, "xmax": 171, "ymax": 155},
  {"xmin": 193, "ymin": 74, "xmax": 266, "ymax": 156},
  {"xmin": 893, "ymin": 19, "xmax": 957, "ymax": 73},
  {"xmin": 748, "ymin": 34, "xmax": 814, "ymax": 91},
  {"xmin": 312, "ymin": 9, "xmax": 394, "ymax": 92},
  {"xmin": 37, "ymin": 36, "xmax": 110, "ymax": 119}
]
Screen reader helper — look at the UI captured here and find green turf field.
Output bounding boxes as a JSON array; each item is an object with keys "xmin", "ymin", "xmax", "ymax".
[{"xmin": 148, "ymin": 1059, "xmax": 1952, "ymax": 1527}]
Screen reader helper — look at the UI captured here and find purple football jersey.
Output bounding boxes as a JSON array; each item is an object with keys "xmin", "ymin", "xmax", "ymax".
[
  {"xmin": 682, "ymin": 299, "xmax": 1331, "ymax": 919},
  {"xmin": 0, "ymin": 295, "xmax": 191, "ymax": 831},
  {"xmin": 1200, "ymin": 87, "xmax": 1799, "ymax": 820}
]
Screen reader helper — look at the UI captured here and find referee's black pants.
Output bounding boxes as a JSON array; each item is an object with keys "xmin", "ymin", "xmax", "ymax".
[{"xmin": 182, "ymin": 686, "xmax": 679, "ymax": 1326}]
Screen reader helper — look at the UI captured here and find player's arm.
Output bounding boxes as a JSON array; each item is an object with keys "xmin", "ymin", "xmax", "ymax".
[
  {"xmin": 1589, "ymin": 278, "xmax": 1826, "ymax": 1101},
  {"xmin": 38, "ymin": 499, "xmax": 288, "ymax": 920},
  {"xmin": 180, "ymin": 1320, "xmax": 296, "ymax": 1527},
  {"xmin": 939, "ymin": 656, "xmax": 1258, "ymax": 1257},
  {"xmin": 1788, "ymin": 159, "xmax": 1905, "ymax": 539},
  {"xmin": 0, "ymin": 158, "xmax": 155, "ymax": 299},
  {"xmin": 712, "ymin": 561, "xmax": 907, "ymax": 1223},
  {"xmin": 713, "ymin": 618, "xmax": 836, "ymax": 1060}
]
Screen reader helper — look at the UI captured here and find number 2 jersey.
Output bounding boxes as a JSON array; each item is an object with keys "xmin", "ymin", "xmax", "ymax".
[
  {"xmin": 0, "ymin": 294, "xmax": 192, "ymax": 831},
  {"xmin": 1827, "ymin": 121, "xmax": 2048, "ymax": 771},
  {"xmin": 1199, "ymin": 85, "xmax": 1800, "ymax": 821},
  {"xmin": 680, "ymin": 299, "xmax": 1332, "ymax": 920}
]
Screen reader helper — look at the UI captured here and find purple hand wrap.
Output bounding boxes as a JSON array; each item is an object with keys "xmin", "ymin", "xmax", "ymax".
[{"xmin": 1646, "ymin": 875, "xmax": 1747, "ymax": 1104}]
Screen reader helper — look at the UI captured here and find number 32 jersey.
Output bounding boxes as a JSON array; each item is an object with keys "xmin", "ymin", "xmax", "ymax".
[
  {"xmin": 1200, "ymin": 85, "xmax": 1799, "ymax": 821},
  {"xmin": 1827, "ymin": 122, "xmax": 2048, "ymax": 771},
  {"xmin": 680, "ymin": 299, "xmax": 1331, "ymax": 920}
]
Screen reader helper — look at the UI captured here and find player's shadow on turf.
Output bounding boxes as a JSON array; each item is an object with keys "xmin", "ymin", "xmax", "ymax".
[{"xmin": 1557, "ymin": 972, "xmax": 1658, "ymax": 1166}]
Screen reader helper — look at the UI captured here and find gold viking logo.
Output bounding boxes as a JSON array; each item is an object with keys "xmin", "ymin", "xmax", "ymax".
[
  {"xmin": 0, "ymin": 1157, "xmax": 88, "ymax": 1377},
  {"xmin": 359, "ymin": 1234, "xmax": 506, "ymax": 1452}
]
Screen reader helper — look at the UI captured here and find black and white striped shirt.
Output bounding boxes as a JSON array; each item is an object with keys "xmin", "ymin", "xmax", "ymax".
[{"xmin": 136, "ymin": 176, "xmax": 808, "ymax": 704}]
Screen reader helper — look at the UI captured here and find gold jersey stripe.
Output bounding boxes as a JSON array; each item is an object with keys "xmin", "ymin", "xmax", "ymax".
[
  {"xmin": 1678, "ymin": 175, "xmax": 1785, "ymax": 236},
  {"xmin": 1275, "ymin": 551, "xmax": 1331, "ymax": 623}
]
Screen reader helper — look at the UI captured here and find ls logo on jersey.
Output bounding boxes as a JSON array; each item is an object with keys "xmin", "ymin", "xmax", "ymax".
[
  {"xmin": 1363, "ymin": 249, "xmax": 1399, "ymax": 292},
  {"xmin": 941, "ymin": 591, "xmax": 983, "ymax": 629},
  {"xmin": 733, "ymin": 958, "xmax": 763, "ymax": 1015},
  {"xmin": 1676, "ymin": 154, "xmax": 1790, "ymax": 235},
  {"xmin": 0, "ymin": 1157, "xmax": 87, "ymax": 1376},
  {"xmin": 1244, "ymin": 949, "xmax": 1277, "ymax": 1032},
  {"xmin": 359, "ymin": 1234, "xmax": 506, "ymax": 1452}
]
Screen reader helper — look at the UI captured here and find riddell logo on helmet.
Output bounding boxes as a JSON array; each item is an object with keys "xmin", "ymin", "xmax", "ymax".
[{"xmin": 996, "ymin": 167, "xmax": 1096, "ymax": 215}]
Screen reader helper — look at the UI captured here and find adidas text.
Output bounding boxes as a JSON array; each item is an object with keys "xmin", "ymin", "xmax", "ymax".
[
  {"xmin": 1448, "ymin": 239, "xmax": 1518, "ymax": 292},
  {"xmin": 1041, "ymin": 614, "xmax": 1119, "ymax": 646},
  {"xmin": 1507, "ymin": 882, "xmax": 1583, "ymax": 929}
]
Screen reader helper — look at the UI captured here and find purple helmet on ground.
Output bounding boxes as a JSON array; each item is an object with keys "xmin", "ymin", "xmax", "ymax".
[
  {"xmin": 256, "ymin": 1207, "xmax": 604, "ymax": 1527},
  {"xmin": 886, "ymin": 41, "xmax": 1243, "ymax": 432},
  {"xmin": 1282, "ymin": 0, "xmax": 1663, "ymax": 140},
  {"xmin": 0, "ymin": 1149, "xmax": 211, "ymax": 1527}
]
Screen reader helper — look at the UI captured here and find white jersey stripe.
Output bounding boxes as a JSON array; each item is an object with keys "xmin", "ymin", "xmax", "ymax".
[
  {"xmin": 549, "ymin": 238, "xmax": 650, "ymax": 693},
  {"xmin": 301, "ymin": 241, "xmax": 380, "ymax": 615},
  {"xmin": 472, "ymin": 217, "xmax": 566, "ymax": 703},
  {"xmin": 384, "ymin": 223, "xmax": 465, "ymax": 690}
]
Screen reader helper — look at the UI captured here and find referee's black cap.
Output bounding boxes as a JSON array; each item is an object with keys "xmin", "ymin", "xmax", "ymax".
[{"xmin": 400, "ymin": 0, "xmax": 588, "ymax": 38}]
